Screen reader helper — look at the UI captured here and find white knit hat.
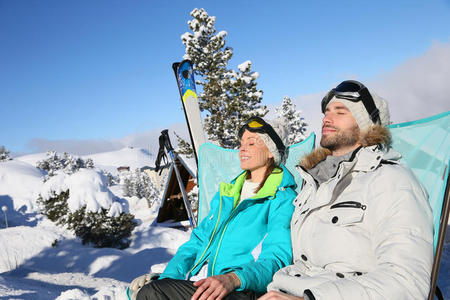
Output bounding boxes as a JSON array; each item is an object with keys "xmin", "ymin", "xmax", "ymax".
[
  {"xmin": 256, "ymin": 120, "xmax": 288, "ymax": 166},
  {"xmin": 327, "ymin": 92, "xmax": 390, "ymax": 131}
]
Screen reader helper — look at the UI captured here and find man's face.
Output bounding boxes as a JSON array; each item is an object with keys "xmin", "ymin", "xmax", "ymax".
[{"xmin": 320, "ymin": 102, "xmax": 360, "ymax": 154}]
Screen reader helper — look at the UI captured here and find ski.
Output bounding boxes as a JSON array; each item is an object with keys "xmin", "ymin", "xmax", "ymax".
[{"xmin": 172, "ymin": 60, "xmax": 206, "ymax": 167}]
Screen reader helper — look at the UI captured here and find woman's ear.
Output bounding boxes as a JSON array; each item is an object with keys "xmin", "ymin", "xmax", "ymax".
[{"xmin": 268, "ymin": 152, "xmax": 274, "ymax": 159}]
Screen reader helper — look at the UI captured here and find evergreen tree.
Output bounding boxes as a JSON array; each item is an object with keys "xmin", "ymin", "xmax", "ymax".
[
  {"xmin": 218, "ymin": 61, "xmax": 267, "ymax": 147},
  {"xmin": 181, "ymin": 8, "xmax": 267, "ymax": 149},
  {"xmin": 275, "ymin": 96, "xmax": 308, "ymax": 145},
  {"xmin": 174, "ymin": 132, "xmax": 194, "ymax": 158},
  {"xmin": 36, "ymin": 151, "xmax": 94, "ymax": 177},
  {"xmin": 142, "ymin": 172, "xmax": 159, "ymax": 208},
  {"xmin": 0, "ymin": 145, "xmax": 12, "ymax": 162},
  {"xmin": 187, "ymin": 179, "xmax": 199, "ymax": 219},
  {"xmin": 122, "ymin": 169, "xmax": 159, "ymax": 208}
]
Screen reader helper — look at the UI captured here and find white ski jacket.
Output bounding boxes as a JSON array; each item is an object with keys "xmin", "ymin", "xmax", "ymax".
[{"xmin": 268, "ymin": 142, "xmax": 434, "ymax": 300}]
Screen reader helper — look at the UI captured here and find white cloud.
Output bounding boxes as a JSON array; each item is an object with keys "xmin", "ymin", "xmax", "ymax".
[
  {"xmin": 290, "ymin": 41, "xmax": 450, "ymax": 142},
  {"xmin": 369, "ymin": 41, "xmax": 450, "ymax": 124}
]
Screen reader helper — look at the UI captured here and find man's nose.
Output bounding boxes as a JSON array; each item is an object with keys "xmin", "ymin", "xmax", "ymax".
[{"xmin": 323, "ymin": 113, "xmax": 333, "ymax": 125}]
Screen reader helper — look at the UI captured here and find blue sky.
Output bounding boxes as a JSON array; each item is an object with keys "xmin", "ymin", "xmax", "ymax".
[{"xmin": 1, "ymin": 0, "xmax": 450, "ymax": 155}]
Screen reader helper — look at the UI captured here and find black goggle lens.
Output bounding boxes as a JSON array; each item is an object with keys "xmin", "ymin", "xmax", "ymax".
[
  {"xmin": 321, "ymin": 80, "xmax": 366, "ymax": 113},
  {"xmin": 321, "ymin": 80, "xmax": 380, "ymax": 124},
  {"xmin": 334, "ymin": 81, "xmax": 363, "ymax": 93}
]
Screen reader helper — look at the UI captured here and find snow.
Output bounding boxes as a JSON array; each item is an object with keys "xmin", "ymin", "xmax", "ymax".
[
  {"xmin": 82, "ymin": 147, "xmax": 154, "ymax": 175},
  {"xmin": 0, "ymin": 160, "xmax": 45, "ymax": 213},
  {"xmin": 15, "ymin": 153, "xmax": 48, "ymax": 166},
  {"xmin": 40, "ymin": 169, "xmax": 119, "ymax": 214},
  {"xmin": 238, "ymin": 60, "xmax": 251, "ymax": 73},
  {"xmin": 0, "ymin": 149, "xmax": 449, "ymax": 300},
  {"xmin": 0, "ymin": 154, "xmax": 191, "ymax": 299}
]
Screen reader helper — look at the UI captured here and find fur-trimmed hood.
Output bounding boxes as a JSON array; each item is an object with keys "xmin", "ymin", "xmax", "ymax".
[{"xmin": 300, "ymin": 125, "xmax": 392, "ymax": 170}]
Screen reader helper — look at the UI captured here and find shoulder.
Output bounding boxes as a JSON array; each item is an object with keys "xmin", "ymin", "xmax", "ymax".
[
  {"xmin": 374, "ymin": 162, "xmax": 424, "ymax": 191},
  {"xmin": 363, "ymin": 163, "xmax": 430, "ymax": 217}
]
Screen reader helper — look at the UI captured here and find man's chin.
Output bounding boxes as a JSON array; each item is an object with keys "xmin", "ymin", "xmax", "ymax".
[{"xmin": 320, "ymin": 137, "xmax": 336, "ymax": 149}]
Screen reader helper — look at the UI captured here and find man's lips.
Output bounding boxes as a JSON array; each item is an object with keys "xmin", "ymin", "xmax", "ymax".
[{"xmin": 322, "ymin": 127, "xmax": 337, "ymax": 135}]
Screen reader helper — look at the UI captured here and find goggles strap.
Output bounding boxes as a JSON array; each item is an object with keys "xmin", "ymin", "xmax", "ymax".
[
  {"xmin": 359, "ymin": 88, "xmax": 380, "ymax": 124},
  {"xmin": 239, "ymin": 117, "xmax": 286, "ymax": 155}
]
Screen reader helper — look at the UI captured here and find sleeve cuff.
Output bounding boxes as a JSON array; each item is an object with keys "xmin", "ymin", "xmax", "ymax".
[
  {"xmin": 304, "ymin": 289, "xmax": 316, "ymax": 300},
  {"xmin": 232, "ymin": 269, "xmax": 246, "ymax": 291}
]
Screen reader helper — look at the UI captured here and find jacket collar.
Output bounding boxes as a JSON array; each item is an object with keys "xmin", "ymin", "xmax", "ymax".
[
  {"xmin": 297, "ymin": 145, "xmax": 402, "ymax": 186},
  {"xmin": 299, "ymin": 124, "xmax": 392, "ymax": 170},
  {"xmin": 220, "ymin": 164, "xmax": 296, "ymax": 201}
]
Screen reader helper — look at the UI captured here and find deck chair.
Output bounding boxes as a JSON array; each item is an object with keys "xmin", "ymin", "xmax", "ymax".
[
  {"xmin": 388, "ymin": 111, "xmax": 450, "ymax": 300},
  {"xmin": 197, "ymin": 133, "xmax": 316, "ymax": 222}
]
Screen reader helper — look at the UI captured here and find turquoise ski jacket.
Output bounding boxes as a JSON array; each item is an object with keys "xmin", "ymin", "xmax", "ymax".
[{"xmin": 160, "ymin": 164, "xmax": 296, "ymax": 293}]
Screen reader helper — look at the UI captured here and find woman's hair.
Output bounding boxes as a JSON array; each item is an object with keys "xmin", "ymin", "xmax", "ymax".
[{"xmin": 247, "ymin": 157, "xmax": 280, "ymax": 193}]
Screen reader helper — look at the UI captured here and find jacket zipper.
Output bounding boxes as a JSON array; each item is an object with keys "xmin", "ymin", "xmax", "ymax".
[
  {"xmin": 210, "ymin": 186, "xmax": 283, "ymax": 274},
  {"xmin": 186, "ymin": 194, "xmax": 224, "ymax": 279},
  {"xmin": 210, "ymin": 201, "xmax": 243, "ymax": 275},
  {"xmin": 330, "ymin": 201, "xmax": 366, "ymax": 210},
  {"xmin": 211, "ymin": 183, "xmax": 286, "ymax": 275}
]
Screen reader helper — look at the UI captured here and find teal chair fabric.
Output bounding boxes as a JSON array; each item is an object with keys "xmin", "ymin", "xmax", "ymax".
[
  {"xmin": 388, "ymin": 111, "xmax": 449, "ymax": 300},
  {"xmin": 197, "ymin": 133, "xmax": 316, "ymax": 223},
  {"xmin": 388, "ymin": 111, "xmax": 450, "ymax": 250}
]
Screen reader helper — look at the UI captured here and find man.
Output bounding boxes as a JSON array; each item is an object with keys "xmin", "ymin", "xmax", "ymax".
[{"xmin": 259, "ymin": 80, "xmax": 433, "ymax": 300}]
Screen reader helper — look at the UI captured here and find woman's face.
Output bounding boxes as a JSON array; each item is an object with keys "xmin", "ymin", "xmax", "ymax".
[{"xmin": 239, "ymin": 130, "xmax": 273, "ymax": 172}]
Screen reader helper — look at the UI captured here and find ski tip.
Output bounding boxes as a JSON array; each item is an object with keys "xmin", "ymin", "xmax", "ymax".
[{"xmin": 172, "ymin": 62, "xmax": 180, "ymax": 71}]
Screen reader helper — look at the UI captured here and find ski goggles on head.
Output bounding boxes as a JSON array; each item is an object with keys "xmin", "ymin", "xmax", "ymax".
[
  {"xmin": 321, "ymin": 80, "xmax": 381, "ymax": 124},
  {"xmin": 238, "ymin": 116, "xmax": 285, "ymax": 153}
]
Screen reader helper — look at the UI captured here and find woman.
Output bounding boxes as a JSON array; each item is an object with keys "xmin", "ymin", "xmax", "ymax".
[{"xmin": 131, "ymin": 117, "xmax": 297, "ymax": 300}]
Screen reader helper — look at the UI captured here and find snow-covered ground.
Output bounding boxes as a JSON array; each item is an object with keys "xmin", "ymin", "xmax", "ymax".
[
  {"xmin": 0, "ymin": 147, "xmax": 449, "ymax": 299},
  {"xmin": 0, "ymin": 148, "xmax": 191, "ymax": 299}
]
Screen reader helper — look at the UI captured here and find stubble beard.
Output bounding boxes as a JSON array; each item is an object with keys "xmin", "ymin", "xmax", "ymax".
[{"xmin": 320, "ymin": 125, "xmax": 360, "ymax": 152}]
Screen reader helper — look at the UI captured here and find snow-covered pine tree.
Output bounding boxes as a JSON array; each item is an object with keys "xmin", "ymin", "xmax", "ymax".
[
  {"xmin": 181, "ymin": 8, "xmax": 267, "ymax": 149},
  {"xmin": 122, "ymin": 169, "xmax": 159, "ymax": 208},
  {"xmin": 275, "ymin": 96, "xmax": 308, "ymax": 145},
  {"xmin": 36, "ymin": 151, "xmax": 94, "ymax": 177},
  {"xmin": 218, "ymin": 61, "xmax": 267, "ymax": 147},
  {"xmin": 0, "ymin": 145, "xmax": 12, "ymax": 162},
  {"xmin": 142, "ymin": 173, "xmax": 159, "ymax": 208},
  {"xmin": 63, "ymin": 153, "xmax": 78, "ymax": 175},
  {"xmin": 36, "ymin": 151, "xmax": 65, "ymax": 176},
  {"xmin": 174, "ymin": 132, "xmax": 194, "ymax": 158}
]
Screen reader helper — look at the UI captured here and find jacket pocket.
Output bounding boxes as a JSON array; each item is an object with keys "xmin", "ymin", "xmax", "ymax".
[{"xmin": 323, "ymin": 201, "xmax": 366, "ymax": 225}]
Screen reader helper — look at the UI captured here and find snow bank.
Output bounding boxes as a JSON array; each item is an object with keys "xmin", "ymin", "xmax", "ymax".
[
  {"xmin": 40, "ymin": 169, "xmax": 121, "ymax": 215},
  {"xmin": 56, "ymin": 285, "xmax": 127, "ymax": 300},
  {"xmin": 0, "ymin": 160, "xmax": 45, "ymax": 212},
  {"xmin": 0, "ymin": 225, "xmax": 63, "ymax": 273},
  {"xmin": 55, "ymin": 289, "xmax": 91, "ymax": 300}
]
